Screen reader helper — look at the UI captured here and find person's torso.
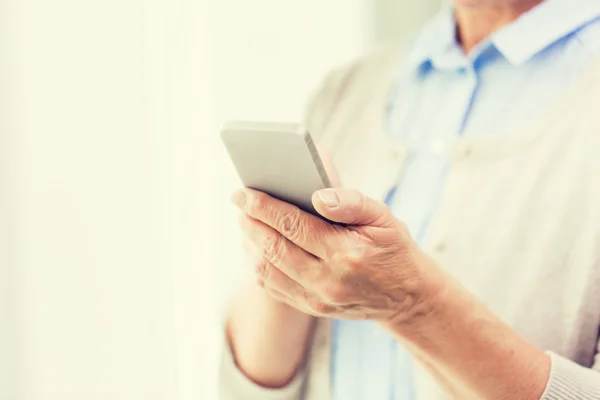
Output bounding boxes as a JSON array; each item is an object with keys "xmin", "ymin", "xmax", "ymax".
[{"xmin": 310, "ymin": 3, "xmax": 600, "ymax": 399}]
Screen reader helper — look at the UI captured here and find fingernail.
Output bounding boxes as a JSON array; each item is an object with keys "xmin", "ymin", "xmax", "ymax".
[
  {"xmin": 318, "ymin": 189, "xmax": 340, "ymax": 207},
  {"xmin": 232, "ymin": 191, "xmax": 247, "ymax": 209}
]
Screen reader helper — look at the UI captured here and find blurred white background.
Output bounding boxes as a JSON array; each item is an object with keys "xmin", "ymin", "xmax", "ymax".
[{"xmin": 0, "ymin": 1, "xmax": 439, "ymax": 399}]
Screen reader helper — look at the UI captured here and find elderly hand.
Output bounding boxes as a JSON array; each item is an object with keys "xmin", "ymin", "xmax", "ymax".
[{"xmin": 232, "ymin": 186, "xmax": 442, "ymax": 325}]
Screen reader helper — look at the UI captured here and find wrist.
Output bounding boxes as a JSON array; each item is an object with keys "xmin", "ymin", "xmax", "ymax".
[
  {"xmin": 253, "ymin": 281, "xmax": 314, "ymax": 323},
  {"xmin": 376, "ymin": 254, "xmax": 552, "ymax": 400},
  {"xmin": 228, "ymin": 281, "xmax": 316, "ymax": 388},
  {"xmin": 381, "ymin": 252, "xmax": 456, "ymax": 338}
]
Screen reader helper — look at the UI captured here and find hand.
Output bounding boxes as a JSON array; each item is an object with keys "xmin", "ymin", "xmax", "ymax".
[
  {"xmin": 239, "ymin": 147, "xmax": 342, "ymax": 313},
  {"xmin": 232, "ymin": 186, "xmax": 441, "ymax": 325}
]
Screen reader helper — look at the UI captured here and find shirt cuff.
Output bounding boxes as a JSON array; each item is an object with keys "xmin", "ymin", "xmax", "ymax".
[
  {"xmin": 218, "ymin": 332, "xmax": 306, "ymax": 400},
  {"xmin": 540, "ymin": 351, "xmax": 600, "ymax": 400}
]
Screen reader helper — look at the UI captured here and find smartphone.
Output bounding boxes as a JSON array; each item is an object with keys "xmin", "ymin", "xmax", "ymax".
[{"xmin": 220, "ymin": 121, "xmax": 332, "ymax": 217}]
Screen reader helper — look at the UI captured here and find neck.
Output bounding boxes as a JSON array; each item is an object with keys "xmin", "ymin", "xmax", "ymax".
[{"xmin": 454, "ymin": 1, "xmax": 544, "ymax": 53}]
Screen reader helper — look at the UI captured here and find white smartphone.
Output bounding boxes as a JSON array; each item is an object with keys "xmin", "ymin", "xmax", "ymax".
[{"xmin": 220, "ymin": 121, "xmax": 332, "ymax": 216}]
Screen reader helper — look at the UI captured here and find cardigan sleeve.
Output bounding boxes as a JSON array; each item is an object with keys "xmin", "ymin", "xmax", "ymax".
[{"xmin": 540, "ymin": 344, "xmax": 600, "ymax": 399}]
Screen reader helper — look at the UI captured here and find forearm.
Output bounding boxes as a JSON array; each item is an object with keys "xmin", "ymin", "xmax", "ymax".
[
  {"xmin": 385, "ymin": 270, "xmax": 550, "ymax": 400},
  {"xmin": 226, "ymin": 281, "xmax": 316, "ymax": 388},
  {"xmin": 404, "ymin": 345, "xmax": 462, "ymax": 399}
]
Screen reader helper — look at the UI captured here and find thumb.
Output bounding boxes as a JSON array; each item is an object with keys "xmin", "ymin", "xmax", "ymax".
[{"xmin": 312, "ymin": 188, "xmax": 394, "ymax": 227}]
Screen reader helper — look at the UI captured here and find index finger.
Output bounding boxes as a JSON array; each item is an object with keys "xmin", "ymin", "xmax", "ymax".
[{"xmin": 232, "ymin": 188, "xmax": 335, "ymax": 259}]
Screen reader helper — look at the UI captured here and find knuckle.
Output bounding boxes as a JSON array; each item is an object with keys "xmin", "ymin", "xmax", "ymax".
[
  {"xmin": 328, "ymin": 249, "xmax": 346, "ymax": 265},
  {"xmin": 279, "ymin": 210, "xmax": 304, "ymax": 241},
  {"xmin": 331, "ymin": 250, "xmax": 363, "ymax": 273},
  {"xmin": 254, "ymin": 256, "xmax": 268, "ymax": 277},
  {"xmin": 325, "ymin": 284, "xmax": 348, "ymax": 303},
  {"xmin": 308, "ymin": 298, "xmax": 334, "ymax": 315},
  {"xmin": 313, "ymin": 302, "xmax": 332, "ymax": 314},
  {"xmin": 262, "ymin": 232, "xmax": 283, "ymax": 262},
  {"xmin": 320, "ymin": 233, "xmax": 343, "ymax": 261}
]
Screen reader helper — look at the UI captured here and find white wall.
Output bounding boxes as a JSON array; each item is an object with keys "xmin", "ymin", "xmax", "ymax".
[
  {"xmin": 0, "ymin": 2, "xmax": 19, "ymax": 398},
  {"xmin": 1, "ymin": 1, "xmax": 179, "ymax": 399},
  {"xmin": 208, "ymin": 0, "xmax": 369, "ymax": 122},
  {"xmin": 370, "ymin": 0, "xmax": 442, "ymax": 44}
]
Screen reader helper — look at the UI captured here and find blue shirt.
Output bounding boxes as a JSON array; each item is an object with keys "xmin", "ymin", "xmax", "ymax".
[{"xmin": 331, "ymin": 1, "xmax": 600, "ymax": 399}]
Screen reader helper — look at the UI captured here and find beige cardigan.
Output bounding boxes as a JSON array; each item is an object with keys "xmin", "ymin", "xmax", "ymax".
[{"xmin": 219, "ymin": 46, "xmax": 600, "ymax": 399}]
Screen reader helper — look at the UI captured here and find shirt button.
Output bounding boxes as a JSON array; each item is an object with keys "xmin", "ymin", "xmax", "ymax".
[
  {"xmin": 455, "ymin": 143, "xmax": 472, "ymax": 159},
  {"xmin": 432, "ymin": 241, "xmax": 446, "ymax": 253},
  {"xmin": 390, "ymin": 146, "xmax": 405, "ymax": 160}
]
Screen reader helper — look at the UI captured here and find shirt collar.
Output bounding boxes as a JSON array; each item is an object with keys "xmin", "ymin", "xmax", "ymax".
[
  {"xmin": 405, "ymin": 0, "xmax": 600, "ymax": 71},
  {"xmin": 405, "ymin": 5, "xmax": 457, "ymax": 71},
  {"xmin": 492, "ymin": 0, "xmax": 600, "ymax": 65}
]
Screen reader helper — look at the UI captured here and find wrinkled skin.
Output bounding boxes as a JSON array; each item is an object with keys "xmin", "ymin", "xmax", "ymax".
[{"xmin": 233, "ymin": 185, "xmax": 439, "ymax": 325}]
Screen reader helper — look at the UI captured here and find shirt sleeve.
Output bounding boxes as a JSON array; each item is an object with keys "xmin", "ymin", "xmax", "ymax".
[
  {"xmin": 218, "ymin": 331, "xmax": 307, "ymax": 400},
  {"xmin": 540, "ymin": 348, "xmax": 600, "ymax": 400}
]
